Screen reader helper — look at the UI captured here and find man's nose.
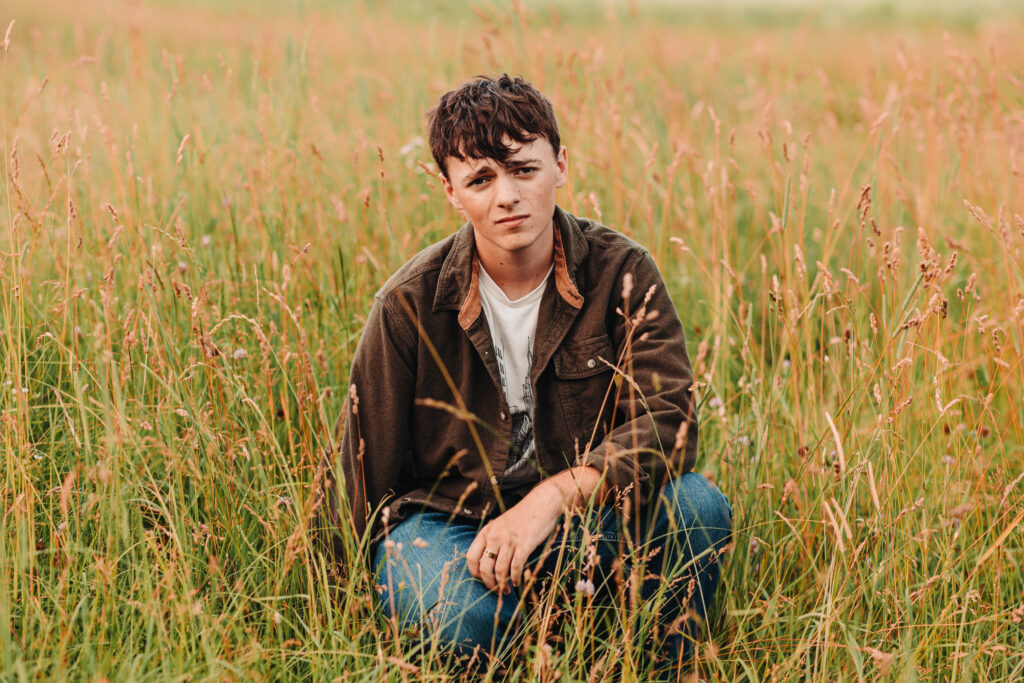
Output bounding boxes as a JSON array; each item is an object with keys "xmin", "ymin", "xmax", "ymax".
[{"xmin": 494, "ymin": 172, "xmax": 520, "ymax": 210}]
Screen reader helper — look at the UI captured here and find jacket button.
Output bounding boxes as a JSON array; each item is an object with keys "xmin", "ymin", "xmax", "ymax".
[
  {"xmin": 489, "ymin": 475, "xmax": 498, "ymax": 485},
  {"xmin": 500, "ymin": 411, "xmax": 508, "ymax": 421},
  {"xmin": 463, "ymin": 507, "xmax": 472, "ymax": 515},
  {"xmin": 586, "ymin": 358, "xmax": 597, "ymax": 369}
]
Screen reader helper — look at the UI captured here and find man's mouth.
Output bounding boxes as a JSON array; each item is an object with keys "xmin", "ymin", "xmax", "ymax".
[{"xmin": 495, "ymin": 214, "xmax": 529, "ymax": 227}]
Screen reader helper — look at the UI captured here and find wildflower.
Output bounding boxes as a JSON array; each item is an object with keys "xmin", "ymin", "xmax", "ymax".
[
  {"xmin": 232, "ymin": 348, "xmax": 248, "ymax": 360},
  {"xmin": 399, "ymin": 136, "xmax": 423, "ymax": 157},
  {"xmin": 575, "ymin": 578, "xmax": 595, "ymax": 596},
  {"xmin": 943, "ymin": 454, "xmax": 954, "ymax": 465},
  {"xmin": 736, "ymin": 434, "xmax": 751, "ymax": 447},
  {"xmin": 276, "ymin": 496, "xmax": 292, "ymax": 508},
  {"xmin": 621, "ymin": 272, "xmax": 634, "ymax": 301},
  {"xmin": 177, "ymin": 261, "xmax": 187, "ymax": 273},
  {"xmin": 709, "ymin": 397, "xmax": 723, "ymax": 409},
  {"xmin": 201, "ymin": 234, "xmax": 212, "ymax": 247}
]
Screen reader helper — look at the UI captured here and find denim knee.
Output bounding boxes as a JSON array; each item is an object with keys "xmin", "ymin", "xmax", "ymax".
[
  {"xmin": 372, "ymin": 514, "xmax": 520, "ymax": 658},
  {"xmin": 656, "ymin": 471, "xmax": 733, "ymax": 551}
]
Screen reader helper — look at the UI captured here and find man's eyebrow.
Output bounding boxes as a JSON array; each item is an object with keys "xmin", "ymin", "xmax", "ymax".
[
  {"xmin": 506, "ymin": 158, "xmax": 541, "ymax": 167},
  {"xmin": 462, "ymin": 166, "xmax": 494, "ymax": 185}
]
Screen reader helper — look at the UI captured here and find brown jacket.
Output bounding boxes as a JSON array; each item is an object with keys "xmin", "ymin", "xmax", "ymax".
[{"xmin": 317, "ymin": 206, "xmax": 698, "ymax": 559}]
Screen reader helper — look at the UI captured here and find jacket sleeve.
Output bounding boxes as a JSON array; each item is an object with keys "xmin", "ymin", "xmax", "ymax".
[
  {"xmin": 582, "ymin": 249, "xmax": 699, "ymax": 510},
  {"xmin": 316, "ymin": 292, "xmax": 417, "ymax": 560}
]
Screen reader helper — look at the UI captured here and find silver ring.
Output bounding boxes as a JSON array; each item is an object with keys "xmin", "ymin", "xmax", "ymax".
[{"xmin": 484, "ymin": 550, "xmax": 498, "ymax": 560}]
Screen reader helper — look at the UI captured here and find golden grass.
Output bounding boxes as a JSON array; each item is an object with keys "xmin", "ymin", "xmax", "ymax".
[{"xmin": 2, "ymin": 1, "xmax": 1023, "ymax": 680}]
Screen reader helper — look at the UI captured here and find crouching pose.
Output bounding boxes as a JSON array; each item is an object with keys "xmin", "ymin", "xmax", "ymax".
[{"xmin": 318, "ymin": 74, "xmax": 732, "ymax": 676}]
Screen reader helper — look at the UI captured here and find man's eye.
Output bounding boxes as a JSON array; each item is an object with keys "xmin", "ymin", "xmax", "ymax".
[
  {"xmin": 469, "ymin": 176, "xmax": 490, "ymax": 186},
  {"xmin": 516, "ymin": 167, "xmax": 537, "ymax": 175}
]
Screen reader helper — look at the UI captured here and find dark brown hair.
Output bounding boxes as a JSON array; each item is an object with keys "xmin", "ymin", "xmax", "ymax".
[{"xmin": 427, "ymin": 74, "xmax": 561, "ymax": 178}]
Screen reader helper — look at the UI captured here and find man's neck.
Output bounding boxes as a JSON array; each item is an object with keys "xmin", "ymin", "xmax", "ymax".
[{"xmin": 475, "ymin": 227, "xmax": 555, "ymax": 300}]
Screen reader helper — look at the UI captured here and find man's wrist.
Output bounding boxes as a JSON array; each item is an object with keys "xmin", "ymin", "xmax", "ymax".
[{"xmin": 533, "ymin": 465, "xmax": 605, "ymax": 511}]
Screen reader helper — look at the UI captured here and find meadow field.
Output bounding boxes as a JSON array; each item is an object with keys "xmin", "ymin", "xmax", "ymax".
[{"xmin": 2, "ymin": 0, "xmax": 1024, "ymax": 680}]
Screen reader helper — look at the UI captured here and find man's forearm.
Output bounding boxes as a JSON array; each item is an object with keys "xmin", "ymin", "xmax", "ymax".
[{"xmin": 534, "ymin": 465, "xmax": 610, "ymax": 511}]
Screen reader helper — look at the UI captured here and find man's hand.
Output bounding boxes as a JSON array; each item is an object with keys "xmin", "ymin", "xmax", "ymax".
[{"xmin": 466, "ymin": 465, "xmax": 606, "ymax": 594}]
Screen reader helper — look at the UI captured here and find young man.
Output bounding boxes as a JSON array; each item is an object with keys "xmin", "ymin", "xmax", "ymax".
[{"xmin": 317, "ymin": 74, "xmax": 733, "ymax": 672}]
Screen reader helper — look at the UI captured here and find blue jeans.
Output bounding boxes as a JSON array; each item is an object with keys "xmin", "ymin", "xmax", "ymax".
[{"xmin": 371, "ymin": 472, "xmax": 733, "ymax": 669}]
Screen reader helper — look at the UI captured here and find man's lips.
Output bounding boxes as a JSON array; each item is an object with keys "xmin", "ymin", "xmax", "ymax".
[{"xmin": 495, "ymin": 214, "xmax": 529, "ymax": 227}]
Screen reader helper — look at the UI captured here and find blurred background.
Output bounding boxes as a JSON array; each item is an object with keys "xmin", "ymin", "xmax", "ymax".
[{"xmin": 2, "ymin": 0, "xmax": 1023, "ymax": 680}]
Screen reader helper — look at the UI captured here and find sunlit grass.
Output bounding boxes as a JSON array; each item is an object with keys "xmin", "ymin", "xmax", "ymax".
[{"xmin": 2, "ymin": 1, "xmax": 1023, "ymax": 680}]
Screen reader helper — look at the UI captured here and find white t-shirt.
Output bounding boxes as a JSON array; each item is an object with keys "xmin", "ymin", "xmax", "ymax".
[{"xmin": 477, "ymin": 262, "xmax": 553, "ymax": 491}]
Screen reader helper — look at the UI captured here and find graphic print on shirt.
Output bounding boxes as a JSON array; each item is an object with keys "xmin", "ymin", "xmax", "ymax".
[
  {"xmin": 476, "ymin": 262, "xmax": 552, "ymax": 492},
  {"xmin": 495, "ymin": 342, "xmax": 536, "ymax": 488}
]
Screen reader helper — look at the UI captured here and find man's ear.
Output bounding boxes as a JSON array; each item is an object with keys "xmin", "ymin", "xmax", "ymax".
[
  {"xmin": 440, "ymin": 174, "xmax": 464, "ymax": 213},
  {"xmin": 555, "ymin": 145, "xmax": 569, "ymax": 189}
]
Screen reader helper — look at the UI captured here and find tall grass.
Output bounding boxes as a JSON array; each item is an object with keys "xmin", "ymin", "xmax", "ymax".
[{"xmin": 2, "ymin": 1, "xmax": 1023, "ymax": 680}]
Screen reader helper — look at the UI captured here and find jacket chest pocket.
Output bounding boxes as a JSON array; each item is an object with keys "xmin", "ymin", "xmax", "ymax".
[{"xmin": 553, "ymin": 335, "xmax": 617, "ymax": 441}]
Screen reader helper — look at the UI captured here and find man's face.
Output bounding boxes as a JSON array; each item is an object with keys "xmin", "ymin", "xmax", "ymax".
[{"xmin": 441, "ymin": 137, "xmax": 568, "ymax": 263}]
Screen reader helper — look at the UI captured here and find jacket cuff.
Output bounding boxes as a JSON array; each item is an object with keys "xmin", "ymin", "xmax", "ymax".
[{"xmin": 582, "ymin": 443, "xmax": 654, "ymax": 508}]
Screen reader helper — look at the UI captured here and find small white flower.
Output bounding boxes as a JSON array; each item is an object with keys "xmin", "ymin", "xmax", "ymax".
[
  {"xmin": 201, "ymin": 235, "xmax": 212, "ymax": 247},
  {"xmin": 943, "ymin": 454, "xmax": 954, "ymax": 465},
  {"xmin": 233, "ymin": 348, "xmax": 248, "ymax": 360},
  {"xmin": 709, "ymin": 397, "xmax": 723, "ymax": 409},
  {"xmin": 276, "ymin": 496, "xmax": 292, "ymax": 508},
  {"xmin": 399, "ymin": 136, "xmax": 423, "ymax": 157},
  {"xmin": 177, "ymin": 261, "xmax": 187, "ymax": 273},
  {"xmin": 736, "ymin": 435, "xmax": 751, "ymax": 447},
  {"xmin": 574, "ymin": 579, "xmax": 595, "ymax": 596},
  {"xmin": 781, "ymin": 359, "xmax": 791, "ymax": 372},
  {"xmin": 272, "ymin": 611, "xmax": 282, "ymax": 625}
]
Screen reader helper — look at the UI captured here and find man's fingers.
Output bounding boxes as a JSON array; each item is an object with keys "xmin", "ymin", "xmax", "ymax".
[
  {"xmin": 509, "ymin": 547, "xmax": 526, "ymax": 588},
  {"xmin": 465, "ymin": 529, "xmax": 486, "ymax": 579},
  {"xmin": 494, "ymin": 545, "xmax": 513, "ymax": 593},
  {"xmin": 478, "ymin": 549, "xmax": 497, "ymax": 590}
]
